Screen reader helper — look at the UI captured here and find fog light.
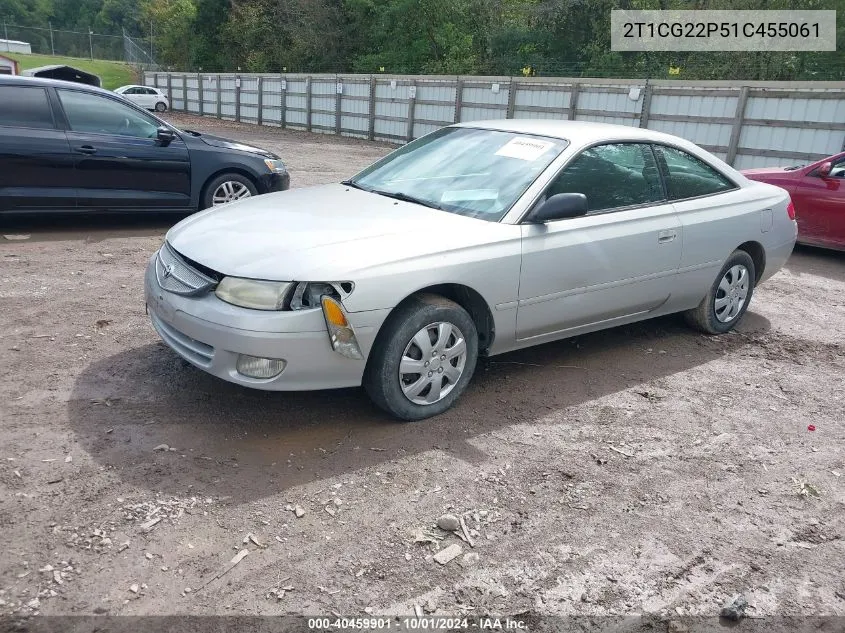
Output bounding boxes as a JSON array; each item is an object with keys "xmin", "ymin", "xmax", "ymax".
[{"xmin": 236, "ymin": 355, "xmax": 286, "ymax": 378}]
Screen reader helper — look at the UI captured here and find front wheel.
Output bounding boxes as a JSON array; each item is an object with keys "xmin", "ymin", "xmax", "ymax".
[
  {"xmin": 364, "ymin": 294, "xmax": 478, "ymax": 421},
  {"xmin": 155, "ymin": 101, "xmax": 168, "ymax": 112},
  {"xmin": 684, "ymin": 249, "xmax": 756, "ymax": 334},
  {"xmin": 202, "ymin": 173, "xmax": 258, "ymax": 209}
]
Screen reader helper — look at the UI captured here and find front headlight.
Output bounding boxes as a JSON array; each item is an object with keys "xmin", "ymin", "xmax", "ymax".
[
  {"xmin": 263, "ymin": 158, "xmax": 287, "ymax": 174},
  {"xmin": 215, "ymin": 277, "xmax": 291, "ymax": 310}
]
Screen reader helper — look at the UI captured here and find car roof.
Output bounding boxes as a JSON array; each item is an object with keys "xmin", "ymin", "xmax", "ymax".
[
  {"xmin": 0, "ymin": 74, "xmax": 115, "ymax": 97},
  {"xmin": 455, "ymin": 118, "xmax": 748, "ymax": 183},
  {"xmin": 456, "ymin": 119, "xmax": 692, "ymax": 148}
]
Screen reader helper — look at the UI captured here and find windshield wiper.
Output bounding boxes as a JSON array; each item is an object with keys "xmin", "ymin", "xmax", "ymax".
[
  {"xmin": 341, "ymin": 180, "xmax": 369, "ymax": 191},
  {"xmin": 369, "ymin": 189, "xmax": 442, "ymax": 210}
]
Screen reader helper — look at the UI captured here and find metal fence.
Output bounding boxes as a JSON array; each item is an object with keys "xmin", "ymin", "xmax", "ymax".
[
  {"xmin": 143, "ymin": 72, "xmax": 845, "ymax": 169},
  {"xmin": 2, "ymin": 22, "xmax": 155, "ymax": 67}
]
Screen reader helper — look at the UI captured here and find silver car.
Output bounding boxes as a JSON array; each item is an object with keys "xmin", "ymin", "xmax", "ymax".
[{"xmin": 145, "ymin": 120, "xmax": 797, "ymax": 420}]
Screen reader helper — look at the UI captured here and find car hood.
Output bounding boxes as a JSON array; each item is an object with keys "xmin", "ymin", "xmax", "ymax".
[
  {"xmin": 741, "ymin": 166, "xmax": 801, "ymax": 177},
  {"xmin": 167, "ymin": 184, "xmax": 512, "ymax": 281},
  {"xmin": 195, "ymin": 132, "xmax": 276, "ymax": 158}
]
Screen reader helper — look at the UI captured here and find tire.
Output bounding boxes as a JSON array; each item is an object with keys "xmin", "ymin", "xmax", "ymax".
[
  {"xmin": 201, "ymin": 173, "xmax": 258, "ymax": 209},
  {"xmin": 155, "ymin": 102, "xmax": 168, "ymax": 112},
  {"xmin": 364, "ymin": 294, "xmax": 479, "ymax": 421},
  {"xmin": 684, "ymin": 249, "xmax": 756, "ymax": 334}
]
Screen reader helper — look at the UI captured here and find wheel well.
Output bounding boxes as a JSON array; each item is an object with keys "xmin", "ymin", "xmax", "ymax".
[
  {"xmin": 391, "ymin": 284, "xmax": 495, "ymax": 354},
  {"xmin": 737, "ymin": 241, "xmax": 765, "ymax": 283},
  {"xmin": 200, "ymin": 168, "xmax": 259, "ymax": 206}
]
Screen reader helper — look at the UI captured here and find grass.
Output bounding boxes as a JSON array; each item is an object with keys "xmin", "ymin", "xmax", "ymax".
[{"xmin": 3, "ymin": 52, "xmax": 137, "ymax": 90}]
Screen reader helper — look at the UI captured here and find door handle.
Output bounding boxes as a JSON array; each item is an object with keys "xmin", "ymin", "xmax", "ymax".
[
  {"xmin": 657, "ymin": 229, "xmax": 677, "ymax": 244},
  {"xmin": 75, "ymin": 145, "xmax": 97, "ymax": 155}
]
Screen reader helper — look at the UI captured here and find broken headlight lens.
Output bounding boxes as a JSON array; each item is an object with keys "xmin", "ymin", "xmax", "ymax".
[
  {"xmin": 215, "ymin": 277, "xmax": 291, "ymax": 310},
  {"xmin": 288, "ymin": 282, "xmax": 353, "ymax": 310}
]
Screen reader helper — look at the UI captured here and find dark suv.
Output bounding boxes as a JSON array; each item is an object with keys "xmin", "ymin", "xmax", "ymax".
[{"xmin": 0, "ymin": 76, "xmax": 290, "ymax": 214}]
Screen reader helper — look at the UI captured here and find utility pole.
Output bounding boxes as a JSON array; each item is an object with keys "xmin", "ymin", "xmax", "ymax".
[
  {"xmin": 89, "ymin": 28, "xmax": 94, "ymax": 60},
  {"xmin": 150, "ymin": 20, "xmax": 153, "ymax": 62},
  {"xmin": 3, "ymin": 20, "xmax": 8, "ymax": 45},
  {"xmin": 49, "ymin": 21, "xmax": 55, "ymax": 55}
]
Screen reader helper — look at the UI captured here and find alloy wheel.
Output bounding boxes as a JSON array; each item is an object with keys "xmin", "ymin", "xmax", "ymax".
[{"xmin": 212, "ymin": 181, "xmax": 252, "ymax": 206}]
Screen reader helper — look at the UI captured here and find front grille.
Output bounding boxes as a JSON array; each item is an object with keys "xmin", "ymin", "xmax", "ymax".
[
  {"xmin": 155, "ymin": 243, "xmax": 217, "ymax": 296},
  {"xmin": 150, "ymin": 311, "xmax": 214, "ymax": 367}
]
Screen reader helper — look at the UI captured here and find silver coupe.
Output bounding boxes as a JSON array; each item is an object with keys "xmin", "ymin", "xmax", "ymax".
[{"xmin": 145, "ymin": 120, "xmax": 797, "ymax": 420}]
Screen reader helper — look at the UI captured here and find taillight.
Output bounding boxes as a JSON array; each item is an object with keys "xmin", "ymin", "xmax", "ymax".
[{"xmin": 786, "ymin": 200, "xmax": 796, "ymax": 220}]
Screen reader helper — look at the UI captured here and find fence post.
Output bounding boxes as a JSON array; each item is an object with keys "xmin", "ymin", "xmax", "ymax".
[
  {"xmin": 306, "ymin": 76, "xmax": 312, "ymax": 133},
  {"xmin": 368, "ymin": 76, "xmax": 376, "ymax": 141},
  {"xmin": 280, "ymin": 74, "xmax": 287, "ymax": 129},
  {"xmin": 197, "ymin": 73, "xmax": 203, "ymax": 116},
  {"xmin": 216, "ymin": 75, "xmax": 221, "ymax": 119},
  {"xmin": 567, "ymin": 83, "xmax": 580, "ymax": 120},
  {"xmin": 257, "ymin": 76, "xmax": 264, "ymax": 126},
  {"xmin": 454, "ymin": 78, "xmax": 464, "ymax": 123},
  {"xmin": 235, "ymin": 75, "xmax": 241, "ymax": 122},
  {"xmin": 406, "ymin": 81, "xmax": 417, "ymax": 142},
  {"xmin": 182, "ymin": 74, "xmax": 187, "ymax": 112},
  {"xmin": 639, "ymin": 82, "xmax": 652, "ymax": 128},
  {"xmin": 335, "ymin": 78, "xmax": 342, "ymax": 136},
  {"xmin": 166, "ymin": 73, "xmax": 172, "ymax": 108},
  {"xmin": 506, "ymin": 79, "xmax": 517, "ymax": 119},
  {"xmin": 726, "ymin": 86, "xmax": 750, "ymax": 167}
]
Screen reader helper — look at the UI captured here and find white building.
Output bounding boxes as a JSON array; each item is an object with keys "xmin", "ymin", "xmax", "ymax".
[{"xmin": 0, "ymin": 38, "xmax": 32, "ymax": 54}]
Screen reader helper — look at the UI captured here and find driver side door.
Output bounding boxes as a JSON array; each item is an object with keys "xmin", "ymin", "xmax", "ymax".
[
  {"xmin": 793, "ymin": 154, "xmax": 845, "ymax": 249},
  {"xmin": 55, "ymin": 88, "xmax": 190, "ymax": 211}
]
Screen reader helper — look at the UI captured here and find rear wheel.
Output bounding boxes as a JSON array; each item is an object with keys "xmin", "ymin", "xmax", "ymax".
[
  {"xmin": 155, "ymin": 101, "xmax": 167, "ymax": 112},
  {"xmin": 202, "ymin": 173, "xmax": 258, "ymax": 209},
  {"xmin": 364, "ymin": 294, "xmax": 478, "ymax": 421},
  {"xmin": 684, "ymin": 250, "xmax": 756, "ymax": 334}
]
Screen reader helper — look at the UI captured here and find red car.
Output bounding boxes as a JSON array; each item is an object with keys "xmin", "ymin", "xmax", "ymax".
[{"xmin": 743, "ymin": 152, "xmax": 845, "ymax": 251}]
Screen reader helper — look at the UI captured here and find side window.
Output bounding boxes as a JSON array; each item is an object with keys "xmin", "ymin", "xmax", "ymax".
[
  {"xmin": 545, "ymin": 143, "xmax": 665, "ymax": 213},
  {"xmin": 829, "ymin": 156, "xmax": 845, "ymax": 178},
  {"xmin": 655, "ymin": 145, "xmax": 736, "ymax": 200},
  {"xmin": 0, "ymin": 86, "xmax": 55, "ymax": 130},
  {"xmin": 57, "ymin": 89, "xmax": 159, "ymax": 139}
]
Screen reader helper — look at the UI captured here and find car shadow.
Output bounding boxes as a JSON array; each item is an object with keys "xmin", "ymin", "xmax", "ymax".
[
  {"xmin": 66, "ymin": 312, "xmax": 771, "ymax": 504},
  {"xmin": 0, "ymin": 212, "xmax": 188, "ymax": 243},
  {"xmin": 784, "ymin": 245, "xmax": 845, "ymax": 284}
]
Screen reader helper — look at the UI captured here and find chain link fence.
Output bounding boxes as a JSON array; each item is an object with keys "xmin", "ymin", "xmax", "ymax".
[{"xmin": 1, "ymin": 22, "xmax": 157, "ymax": 69}]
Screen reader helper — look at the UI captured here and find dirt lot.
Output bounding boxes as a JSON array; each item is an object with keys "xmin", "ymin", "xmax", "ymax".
[{"xmin": 1, "ymin": 114, "xmax": 844, "ymax": 627}]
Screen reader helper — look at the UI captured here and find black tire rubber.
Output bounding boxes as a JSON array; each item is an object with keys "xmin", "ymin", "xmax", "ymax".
[
  {"xmin": 155, "ymin": 102, "xmax": 168, "ymax": 112},
  {"xmin": 364, "ymin": 294, "xmax": 478, "ymax": 421},
  {"xmin": 200, "ymin": 173, "xmax": 258, "ymax": 210},
  {"xmin": 684, "ymin": 249, "xmax": 756, "ymax": 335}
]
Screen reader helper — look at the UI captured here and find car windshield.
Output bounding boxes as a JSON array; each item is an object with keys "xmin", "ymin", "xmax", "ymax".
[{"xmin": 347, "ymin": 127, "xmax": 567, "ymax": 221}]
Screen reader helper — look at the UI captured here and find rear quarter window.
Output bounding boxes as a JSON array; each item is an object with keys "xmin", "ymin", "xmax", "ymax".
[
  {"xmin": 655, "ymin": 145, "xmax": 736, "ymax": 200},
  {"xmin": 0, "ymin": 86, "xmax": 55, "ymax": 129}
]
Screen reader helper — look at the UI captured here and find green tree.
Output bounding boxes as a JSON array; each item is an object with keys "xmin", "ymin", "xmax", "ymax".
[{"xmin": 142, "ymin": 0, "xmax": 197, "ymax": 68}]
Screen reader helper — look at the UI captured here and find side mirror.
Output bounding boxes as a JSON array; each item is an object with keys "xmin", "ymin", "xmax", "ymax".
[
  {"xmin": 527, "ymin": 193, "xmax": 588, "ymax": 223},
  {"xmin": 156, "ymin": 126, "xmax": 175, "ymax": 146},
  {"xmin": 817, "ymin": 161, "xmax": 833, "ymax": 178}
]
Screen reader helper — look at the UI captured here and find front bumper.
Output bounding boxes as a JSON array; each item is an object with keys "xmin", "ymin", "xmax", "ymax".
[
  {"xmin": 144, "ymin": 257, "xmax": 388, "ymax": 390},
  {"xmin": 258, "ymin": 171, "xmax": 290, "ymax": 194}
]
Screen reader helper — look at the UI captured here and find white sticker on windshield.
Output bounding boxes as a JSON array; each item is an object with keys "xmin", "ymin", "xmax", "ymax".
[{"xmin": 495, "ymin": 137, "xmax": 556, "ymax": 161}]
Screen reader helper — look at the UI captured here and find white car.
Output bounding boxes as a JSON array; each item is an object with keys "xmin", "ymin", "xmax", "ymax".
[
  {"xmin": 114, "ymin": 85, "xmax": 169, "ymax": 112},
  {"xmin": 145, "ymin": 120, "xmax": 797, "ymax": 421}
]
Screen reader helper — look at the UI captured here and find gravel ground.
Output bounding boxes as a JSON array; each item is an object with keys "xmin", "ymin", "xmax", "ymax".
[{"xmin": 1, "ymin": 114, "xmax": 844, "ymax": 627}]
